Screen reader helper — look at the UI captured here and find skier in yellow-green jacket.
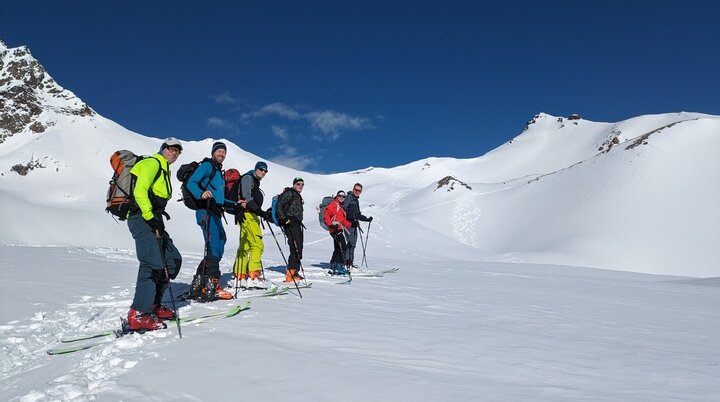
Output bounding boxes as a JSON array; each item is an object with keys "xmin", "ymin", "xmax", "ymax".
[{"xmin": 126, "ymin": 138, "xmax": 183, "ymax": 332}]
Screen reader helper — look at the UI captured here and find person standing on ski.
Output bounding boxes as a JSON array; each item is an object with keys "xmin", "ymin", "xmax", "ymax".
[
  {"xmin": 323, "ymin": 190, "xmax": 352, "ymax": 275},
  {"xmin": 233, "ymin": 161, "xmax": 270, "ymax": 289},
  {"xmin": 276, "ymin": 177, "xmax": 305, "ymax": 283},
  {"xmin": 186, "ymin": 141, "xmax": 240, "ymax": 300},
  {"xmin": 343, "ymin": 182, "xmax": 373, "ymax": 270},
  {"xmin": 126, "ymin": 138, "xmax": 183, "ymax": 331}
]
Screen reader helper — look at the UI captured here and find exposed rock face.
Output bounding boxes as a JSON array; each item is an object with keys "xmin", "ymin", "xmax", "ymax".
[
  {"xmin": 0, "ymin": 40, "xmax": 95, "ymax": 143},
  {"xmin": 436, "ymin": 175, "xmax": 472, "ymax": 192}
]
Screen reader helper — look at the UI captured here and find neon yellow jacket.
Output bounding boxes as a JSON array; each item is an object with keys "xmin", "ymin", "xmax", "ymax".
[{"xmin": 130, "ymin": 154, "xmax": 172, "ymax": 220}]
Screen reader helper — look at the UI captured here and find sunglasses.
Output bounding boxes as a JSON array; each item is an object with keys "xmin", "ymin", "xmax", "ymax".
[
  {"xmin": 258, "ymin": 168, "xmax": 268, "ymax": 173},
  {"xmin": 353, "ymin": 188, "xmax": 362, "ymax": 192}
]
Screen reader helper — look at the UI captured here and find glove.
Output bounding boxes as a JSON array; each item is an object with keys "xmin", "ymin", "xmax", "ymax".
[
  {"xmin": 208, "ymin": 199, "xmax": 224, "ymax": 215},
  {"xmin": 145, "ymin": 216, "xmax": 165, "ymax": 232},
  {"xmin": 223, "ymin": 200, "xmax": 238, "ymax": 216},
  {"xmin": 351, "ymin": 220, "xmax": 359, "ymax": 228},
  {"xmin": 368, "ymin": 216, "xmax": 374, "ymax": 222}
]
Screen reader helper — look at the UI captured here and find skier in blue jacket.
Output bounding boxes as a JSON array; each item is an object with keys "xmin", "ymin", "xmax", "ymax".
[{"xmin": 186, "ymin": 141, "xmax": 241, "ymax": 300}]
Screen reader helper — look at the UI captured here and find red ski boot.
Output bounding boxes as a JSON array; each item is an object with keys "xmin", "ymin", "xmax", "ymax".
[
  {"xmin": 152, "ymin": 304, "xmax": 176, "ymax": 320},
  {"xmin": 127, "ymin": 309, "xmax": 166, "ymax": 332}
]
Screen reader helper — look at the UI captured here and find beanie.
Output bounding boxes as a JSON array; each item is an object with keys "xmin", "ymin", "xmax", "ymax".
[
  {"xmin": 293, "ymin": 177, "xmax": 304, "ymax": 185},
  {"xmin": 336, "ymin": 190, "xmax": 346, "ymax": 197},
  {"xmin": 211, "ymin": 141, "xmax": 227, "ymax": 155},
  {"xmin": 255, "ymin": 161, "xmax": 268, "ymax": 171}
]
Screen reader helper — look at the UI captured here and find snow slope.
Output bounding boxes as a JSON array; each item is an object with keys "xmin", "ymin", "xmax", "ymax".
[
  {"xmin": 1, "ymin": 246, "xmax": 718, "ymax": 401},
  {"xmin": 2, "ymin": 109, "xmax": 719, "ymax": 276}
]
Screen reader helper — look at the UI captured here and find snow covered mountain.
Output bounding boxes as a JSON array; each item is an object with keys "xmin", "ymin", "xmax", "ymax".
[
  {"xmin": 2, "ymin": 42, "xmax": 719, "ymax": 402},
  {"xmin": 0, "ymin": 41, "xmax": 718, "ymax": 277}
]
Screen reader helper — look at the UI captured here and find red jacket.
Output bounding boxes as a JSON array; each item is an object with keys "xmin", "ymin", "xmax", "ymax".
[{"xmin": 324, "ymin": 198, "xmax": 351, "ymax": 234}]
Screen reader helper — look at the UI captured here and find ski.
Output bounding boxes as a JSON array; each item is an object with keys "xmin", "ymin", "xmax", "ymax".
[
  {"xmin": 304, "ymin": 272, "xmax": 352, "ymax": 284},
  {"xmin": 60, "ymin": 330, "xmax": 118, "ymax": 343},
  {"xmin": 286, "ymin": 281, "xmax": 313, "ymax": 289},
  {"xmin": 47, "ymin": 338, "xmax": 119, "ymax": 355},
  {"xmin": 343, "ymin": 270, "xmax": 384, "ymax": 278},
  {"xmin": 54, "ymin": 302, "xmax": 251, "ymax": 349},
  {"xmin": 232, "ymin": 286, "xmax": 289, "ymax": 299},
  {"xmin": 345, "ymin": 267, "xmax": 399, "ymax": 277}
]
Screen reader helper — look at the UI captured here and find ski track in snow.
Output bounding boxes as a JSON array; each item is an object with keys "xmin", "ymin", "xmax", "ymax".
[
  {"xmin": 0, "ymin": 248, "xmax": 237, "ymax": 401},
  {"xmin": 0, "ymin": 249, "xmax": 153, "ymax": 400},
  {"xmin": 452, "ymin": 193, "xmax": 482, "ymax": 247},
  {"xmin": 386, "ymin": 188, "xmax": 412, "ymax": 213},
  {"xmin": 1, "ymin": 286, "xmax": 137, "ymax": 400}
]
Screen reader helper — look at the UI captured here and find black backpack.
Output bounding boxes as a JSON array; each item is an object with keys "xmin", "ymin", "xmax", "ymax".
[{"xmin": 176, "ymin": 158, "xmax": 217, "ymax": 210}]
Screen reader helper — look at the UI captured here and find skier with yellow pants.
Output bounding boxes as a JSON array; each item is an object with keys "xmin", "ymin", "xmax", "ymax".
[{"xmin": 233, "ymin": 161, "xmax": 270, "ymax": 289}]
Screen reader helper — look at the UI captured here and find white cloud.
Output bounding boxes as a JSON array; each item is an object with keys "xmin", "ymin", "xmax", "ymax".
[
  {"xmin": 305, "ymin": 111, "xmax": 373, "ymax": 140},
  {"xmin": 271, "ymin": 125, "xmax": 289, "ymax": 141},
  {"xmin": 206, "ymin": 117, "xmax": 239, "ymax": 134},
  {"xmin": 240, "ymin": 102, "xmax": 374, "ymax": 141},
  {"xmin": 242, "ymin": 102, "xmax": 302, "ymax": 120},
  {"xmin": 210, "ymin": 92, "xmax": 237, "ymax": 104},
  {"xmin": 269, "ymin": 144, "xmax": 320, "ymax": 170}
]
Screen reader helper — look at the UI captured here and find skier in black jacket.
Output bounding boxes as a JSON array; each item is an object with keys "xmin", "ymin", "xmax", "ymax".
[
  {"xmin": 276, "ymin": 177, "xmax": 305, "ymax": 282},
  {"xmin": 343, "ymin": 182, "xmax": 373, "ymax": 269}
]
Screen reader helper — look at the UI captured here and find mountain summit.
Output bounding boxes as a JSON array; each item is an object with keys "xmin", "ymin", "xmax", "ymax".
[{"xmin": 0, "ymin": 40, "xmax": 94, "ymax": 143}]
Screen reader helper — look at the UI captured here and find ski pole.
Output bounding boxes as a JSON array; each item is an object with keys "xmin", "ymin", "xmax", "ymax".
[
  {"xmin": 267, "ymin": 222, "xmax": 302, "ymax": 298},
  {"xmin": 233, "ymin": 210, "xmax": 243, "ymax": 298},
  {"xmin": 361, "ymin": 220, "xmax": 372, "ymax": 268},
  {"xmin": 155, "ymin": 230, "xmax": 182, "ymax": 339},
  {"xmin": 201, "ymin": 202, "xmax": 212, "ymax": 300},
  {"xmin": 357, "ymin": 225, "xmax": 367, "ymax": 269}
]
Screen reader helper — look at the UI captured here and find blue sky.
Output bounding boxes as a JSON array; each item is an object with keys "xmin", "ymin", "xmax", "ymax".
[{"xmin": 2, "ymin": 1, "xmax": 719, "ymax": 173}]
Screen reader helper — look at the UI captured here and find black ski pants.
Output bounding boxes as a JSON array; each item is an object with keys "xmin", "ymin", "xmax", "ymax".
[
  {"xmin": 283, "ymin": 222, "xmax": 304, "ymax": 270},
  {"xmin": 330, "ymin": 231, "xmax": 347, "ymax": 266}
]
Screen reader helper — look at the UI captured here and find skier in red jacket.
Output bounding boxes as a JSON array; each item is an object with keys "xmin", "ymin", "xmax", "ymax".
[{"xmin": 323, "ymin": 190, "xmax": 352, "ymax": 275}]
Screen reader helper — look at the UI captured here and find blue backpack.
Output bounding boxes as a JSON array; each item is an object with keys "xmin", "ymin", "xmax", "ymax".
[
  {"xmin": 270, "ymin": 187, "xmax": 292, "ymax": 226},
  {"xmin": 270, "ymin": 194, "xmax": 281, "ymax": 226}
]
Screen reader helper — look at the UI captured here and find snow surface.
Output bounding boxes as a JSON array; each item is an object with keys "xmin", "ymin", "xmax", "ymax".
[
  {"xmin": 2, "ymin": 245, "xmax": 719, "ymax": 402},
  {"xmin": 1, "ymin": 42, "xmax": 719, "ymax": 400}
]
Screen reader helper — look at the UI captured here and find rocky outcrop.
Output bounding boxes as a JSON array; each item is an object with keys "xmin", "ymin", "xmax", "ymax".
[{"xmin": 0, "ymin": 40, "xmax": 95, "ymax": 143}]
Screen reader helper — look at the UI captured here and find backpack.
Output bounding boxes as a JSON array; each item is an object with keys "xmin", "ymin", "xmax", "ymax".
[
  {"xmin": 179, "ymin": 271, "xmax": 217, "ymax": 303},
  {"xmin": 224, "ymin": 168, "xmax": 241, "ymax": 202},
  {"xmin": 176, "ymin": 158, "xmax": 217, "ymax": 210},
  {"xmin": 317, "ymin": 195, "xmax": 334, "ymax": 230},
  {"xmin": 269, "ymin": 187, "xmax": 291, "ymax": 226},
  {"xmin": 105, "ymin": 150, "xmax": 159, "ymax": 220}
]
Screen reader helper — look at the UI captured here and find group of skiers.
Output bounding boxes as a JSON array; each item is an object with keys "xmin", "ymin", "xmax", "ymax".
[{"xmin": 123, "ymin": 138, "xmax": 373, "ymax": 332}]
